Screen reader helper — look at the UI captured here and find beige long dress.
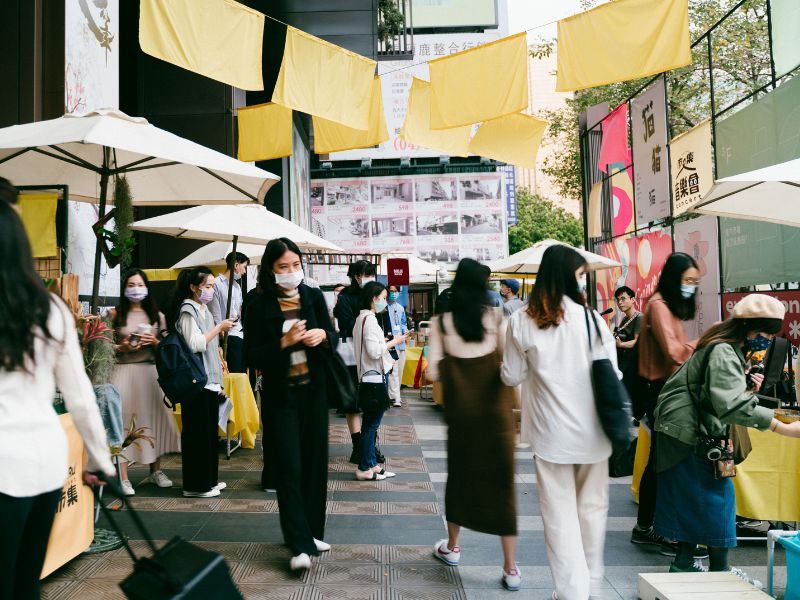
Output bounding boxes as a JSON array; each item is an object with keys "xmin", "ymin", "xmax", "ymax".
[{"xmin": 112, "ymin": 310, "xmax": 180, "ymax": 464}]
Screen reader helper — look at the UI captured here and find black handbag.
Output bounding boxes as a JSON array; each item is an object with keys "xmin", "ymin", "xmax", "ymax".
[
  {"xmin": 584, "ymin": 307, "xmax": 635, "ymax": 451},
  {"xmin": 96, "ymin": 479, "xmax": 242, "ymax": 600},
  {"xmin": 357, "ymin": 314, "xmax": 391, "ymax": 413},
  {"xmin": 321, "ymin": 342, "xmax": 359, "ymax": 413}
]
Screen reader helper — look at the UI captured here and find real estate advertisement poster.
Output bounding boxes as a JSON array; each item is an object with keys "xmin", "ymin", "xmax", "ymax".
[{"xmin": 310, "ymin": 173, "xmax": 508, "ymax": 268}]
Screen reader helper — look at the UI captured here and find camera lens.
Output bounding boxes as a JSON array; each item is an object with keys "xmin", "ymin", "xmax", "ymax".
[{"xmin": 706, "ymin": 446, "xmax": 722, "ymax": 460}]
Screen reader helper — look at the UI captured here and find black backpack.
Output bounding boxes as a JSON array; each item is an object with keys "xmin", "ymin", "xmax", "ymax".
[{"xmin": 156, "ymin": 307, "xmax": 208, "ymax": 407}]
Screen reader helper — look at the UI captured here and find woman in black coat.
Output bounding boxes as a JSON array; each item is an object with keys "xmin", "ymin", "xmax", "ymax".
[{"xmin": 243, "ymin": 238, "xmax": 337, "ymax": 571}]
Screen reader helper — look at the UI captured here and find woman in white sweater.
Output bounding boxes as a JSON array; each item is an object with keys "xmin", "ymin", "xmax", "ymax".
[
  {"xmin": 502, "ymin": 244, "xmax": 618, "ymax": 600},
  {"xmin": 0, "ymin": 178, "xmax": 115, "ymax": 599},
  {"xmin": 352, "ymin": 281, "xmax": 406, "ymax": 481}
]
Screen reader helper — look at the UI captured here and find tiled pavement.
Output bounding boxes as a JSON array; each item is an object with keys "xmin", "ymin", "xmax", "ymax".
[{"xmin": 42, "ymin": 390, "xmax": 787, "ymax": 599}]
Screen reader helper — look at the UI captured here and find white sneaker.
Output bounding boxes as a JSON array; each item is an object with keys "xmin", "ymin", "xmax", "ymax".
[
  {"xmin": 314, "ymin": 538, "xmax": 331, "ymax": 552},
  {"xmin": 146, "ymin": 471, "xmax": 173, "ymax": 488},
  {"xmin": 213, "ymin": 481, "xmax": 227, "ymax": 492},
  {"xmin": 502, "ymin": 566, "xmax": 522, "ymax": 591},
  {"xmin": 290, "ymin": 553, "xmax": 312, "ymax": 570},
  {"xmin": 120, "ymin": 479, "xmax": 135, "ymax": 496},
  {"xmin": 729, "ymin": 567, "xmax": 763, "ymax": 590},
  {"xmin": 182, "ymin": 488, "xmax": 221, "ymax": 498},
  {"xmin": 433, "ymin": 539, "xmax": 460, "ymax": 566},
  {"xmin": 392, "ymin": 400, "xmax": 402, "ymax": 407}
]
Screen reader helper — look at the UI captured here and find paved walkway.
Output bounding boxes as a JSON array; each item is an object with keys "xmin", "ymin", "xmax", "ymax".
[{"xmin": 42, "ymin": 389, "xmax": 786, "ymax": 599}]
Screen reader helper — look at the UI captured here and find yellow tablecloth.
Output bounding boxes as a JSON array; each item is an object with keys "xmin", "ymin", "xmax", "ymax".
[
  {"xmin": 172, "ymin": 373, "xmax": 260, "ymax": 449},
  {"xmin": 401, "ymin": 346, "xmax": 423, "ymax": 387},
  {"xmin": 733, "ymin": 429, "xmax": 800, "ymax": 522},
  {"xmin": 631, "ymin": 425, "xmax": 800, "ymax": 521}
]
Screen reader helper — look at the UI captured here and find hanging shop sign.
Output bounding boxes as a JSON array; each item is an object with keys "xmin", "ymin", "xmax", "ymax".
[
  {"xmin": 670, "ymin": 120, "xmax": 714, "ymax": 216},
  {"xmin": 631, "ymin": 78, "xmax": 671, "ymax": 227}
]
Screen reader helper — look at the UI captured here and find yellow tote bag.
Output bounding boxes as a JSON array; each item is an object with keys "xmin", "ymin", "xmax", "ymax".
[
  {"xmin": 139, "ymin": 0, "xmax": 264, "ymax": 90},
  {"xmin": 237, "ymin": 102, "xmax": 293, "ymax": 162},
  {"xmin": 313, "ymin": 77, "xmax": 389, "ymax": 154},
  {"xmin": 428, "ymin": 32, "xmax": 528, "ymax": 129},
  {"xmin": 273, "ymin": 26, "xmax": 376, "ymax": 130},
  {"xmin": 556, "ymin": 0, "xmax": 691, "ymax": 92}
]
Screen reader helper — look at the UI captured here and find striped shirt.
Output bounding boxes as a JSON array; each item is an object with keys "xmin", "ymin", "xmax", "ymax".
[{"xmin": 277, "ymin": 288, "xmax": 310, "ymax": 386}]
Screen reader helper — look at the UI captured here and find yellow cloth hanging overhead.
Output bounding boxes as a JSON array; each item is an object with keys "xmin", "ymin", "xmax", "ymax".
[
  {"xmin": 237, "ymin": 102, "xmax": 293, "ymax": 162},
  {"xmin": 468, "ymin": 113, "xmax": 547, "ymax": 169},
  {"xmin": 399, "ymin": 78, "xmax": 472, "ymax": 157},
  {"xmin": 428, "ymin": 32, "xmax": 528, "ymax": 129},
  {"xmin": 588, "ymin": 181, "xmax": 603, "ymax": 238},
  {"xmin": 18, "ymin": 193, "xmax": 58, "ymax": 258},
  {"xmin": 556, "ymin": 0, "xmax": 691, "ymax": 92},
  {"xmin": 139, "ymin": 0, "xmax": 264, "ymax": 91},
  {"xmin": 312, "ymin": 77, "xmax": 389, "ymax": 154},
  {"xmin": 273, "ymin": 26, "xmax": 377, "ymax": 130}
]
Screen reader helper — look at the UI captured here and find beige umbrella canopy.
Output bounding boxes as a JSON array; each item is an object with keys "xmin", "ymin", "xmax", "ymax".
[
  {"xmin": 0, "ymin": 109, "xmax": 280, "ymax": 311},
  {"xmin": 488, "ymin": 239, "xmax": 621, "ymax": 274}
]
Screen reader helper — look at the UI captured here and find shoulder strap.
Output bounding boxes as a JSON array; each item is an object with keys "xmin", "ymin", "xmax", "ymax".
[{"xmin": 583, "ymin": 306, "xmax": 604, "ymax": 351}]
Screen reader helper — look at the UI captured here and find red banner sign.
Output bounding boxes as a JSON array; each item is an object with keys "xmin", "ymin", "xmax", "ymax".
[
  {"xmin": 722, "ymin": 291, "xmax": 800, "ymax": 347},
  {"xmin": 387, "ymin": 258, "xmax": 410, "ymax": 286}
]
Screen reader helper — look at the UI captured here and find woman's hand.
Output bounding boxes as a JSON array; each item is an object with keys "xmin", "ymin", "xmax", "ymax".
[
  {"xmin": 115, "ymin": 337, "xmax": 134, "ymax": 353},
  {"xmin": 139, "ymin": 332, "xmax": 159, "ymax": 347},
  {"xmin": 82, "ymin": 471, "xmax": 106, "ymax": 487},
  {"xmin": 281, "ymin": 320, "xmax": 307, "ymax": 349},
  {"xmin": 218, "ymin": 319, "xmax": 236, "ymax": 334},
  {"xmin": 749, "ymin": 373, "xmax": 764, "ymax": 393},
  {"xmin": 302, "ymin": 328, "xmax": 327, "ymax": 347},
  {"xmin": 775, "ymin": 419, "xmax": 800, "ymax": 438},
  {"xmin": 387, "ymin": 333, "xmax": 408, "ymax": 349}
]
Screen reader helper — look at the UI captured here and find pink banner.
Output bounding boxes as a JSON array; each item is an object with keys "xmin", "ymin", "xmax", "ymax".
[
  {"xmin": 598, "ymin": 103, "xmax": 631, "ymax": 174},
  {"xmin": 722, "ymin": 291, "xmax": 800, "ymax": 348}
]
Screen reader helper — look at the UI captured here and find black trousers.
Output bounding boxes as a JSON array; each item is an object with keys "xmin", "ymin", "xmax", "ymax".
[
  {"xmin": 265, "ymin": 384, "xmax": 329, "ymax": 556},
  {"xmin": 226, "ymin": 336, "xmax": 244, "ymax": 373},
  {"xmin": 637, "ymin": 380, "xmax": 665, "ymax": 528},
  {"xmin": 0, "ymin": 488, "xmax": 61, "ymax": 600},
  {"xmin": 181, "ymin": 389, "xmax": 220, "ymax": 493}
]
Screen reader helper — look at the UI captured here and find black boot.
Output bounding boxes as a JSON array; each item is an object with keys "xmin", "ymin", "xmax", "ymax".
[
  {"xmin": 349, "ymin": 432, "xmax": 362, "ymax": 464},
  {"xmin": 375, "ymin": 431, "xmax": 386, "ymax": 464}
]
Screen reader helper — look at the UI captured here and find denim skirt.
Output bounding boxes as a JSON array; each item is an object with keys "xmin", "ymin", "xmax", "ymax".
[{"xmin": 654, "ymin": 452, "xmax": 737, "ymax": 548}]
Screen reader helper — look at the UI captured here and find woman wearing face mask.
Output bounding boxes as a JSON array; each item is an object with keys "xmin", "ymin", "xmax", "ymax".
[
  {"xmin": 112, "ymin": 269, "xmax": 180, "ymax": 495},
  {"xmin": 168, "ymin": 267, "xmax": 235, "ymax": 499},
  {"xmin": 333, "ymin": 260, "xmax": 382, "ymax": 464},
  {"xmin": 352, "ymin": 281, "xmax": 406, "ymax": 481},
  {"xmin": 502, "ymin": 245, "xmax": 616, "ymax": 600},
  {"xmin": 243, "ymin": 238, "xmax": 336, "ymax": 571},
  {"xmin": 653, "ymin": 294, "xmax": 800, "ymax": 579},
  {"xmin": 631, "ymin": 252, "xmax": 706, "ymax": 558}
]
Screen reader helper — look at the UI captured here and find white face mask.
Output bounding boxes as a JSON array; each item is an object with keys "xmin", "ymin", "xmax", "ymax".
[
  {"xmin": 360, "ymin": 276, "xmax": 376, "ymax": 288},
  {"xmin": 577, "ymin": 274, "xmax": 587, "ymax": 294},
  {"xmin": 274, "ymin": 269, "xmax": 304, "ymax": 290}
]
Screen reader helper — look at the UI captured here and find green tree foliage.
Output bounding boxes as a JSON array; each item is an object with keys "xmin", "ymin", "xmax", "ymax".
[
  {"xmin": 508, "ymin": 187, "xmax": 584, "ymax": 254},
  {"xmin": 535, "ymin": 0, "xmax": 771, "ymax": 204}
]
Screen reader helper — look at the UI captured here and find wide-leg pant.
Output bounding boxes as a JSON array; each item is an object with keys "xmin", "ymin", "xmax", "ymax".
[
  {"xmin": 0, "ymin": 488, "xmax": 61, "ymax": 600},
  {"xmin": 535, "ymin": 458, "xmax": 609, "ymax": 600},
  {"xmin": 388, "ymin": 350, "xmax": 405, "ymax": 402},
  {"xmin": 181, "ymin": 389, "xmax": 220, "ymax": 493},
  {"xmin": 266, "ymin": 384, "xmax": 329, "ymax": 556}
]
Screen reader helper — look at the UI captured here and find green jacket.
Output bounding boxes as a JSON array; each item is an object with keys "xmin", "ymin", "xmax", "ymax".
[{"xmin": 653, "ymin": 342, "xmax": 774, "ymax": 472}]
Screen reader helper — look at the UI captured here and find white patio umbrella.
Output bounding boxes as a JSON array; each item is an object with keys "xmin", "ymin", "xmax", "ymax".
[
  {"xmin": 694, "ymin": 158, "xmax": 800, "ymax": 227},
  {"xmin": 133, "ymin": 204, "xmax": 343, "ymax": 353},
  {"xmin": 171, "ymin": 242, "xmax": 268, "ymax": 269},
  {"xmin": 0, "ymin": 109, "xmax": 280, "ymax": 311},
  {"xmin": 488, "ymin": 239, "xmax": 621, "ymax": 274}
]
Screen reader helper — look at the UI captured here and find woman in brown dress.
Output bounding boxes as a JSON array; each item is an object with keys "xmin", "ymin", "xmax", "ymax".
[
  {"xmin": 427, "ymin": 258, "xmax": 519, "ymax": 591},
  {"xmin": 112, "ymin": 269, "xmax": 180, "ymax": 496}
]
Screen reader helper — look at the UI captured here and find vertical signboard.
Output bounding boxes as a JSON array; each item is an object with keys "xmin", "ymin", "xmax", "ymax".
[
  {"xmin": 674, "ymin": 216, "xmax": 721, "ymax": 339},
  {"xmin": 631, "ymin": 78, "xmax": 671, "ymax": 226},
  {"xmin": 671, "ymin": 120, "xmax": 714, "ymax": 216}
]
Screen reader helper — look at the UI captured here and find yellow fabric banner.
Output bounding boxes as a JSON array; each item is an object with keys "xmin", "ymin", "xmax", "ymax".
[
  {"xmin": 41, "ymin": 414, "xmax": 93, "ymax": 578},
  {"xmin": 313, "ymin": 77, "xmax": 389, "ymax": 154},
  {"xmin": 139, "ymin": 0, "xmax": 264, "ymax": 91},
  {"xmin": 428, "ymin": 32, "xmax": 528, "ymax": 129},
  {"xmin": 588, "ymin": 181, "xmax": 603, "ymax": 238},
  {"xmin": 400, "ymin": 78, "xmax": 472, "ymax": 157},
  {"xmin": 143, "ymin": 267, "xmax": 227, "ymax": 282},
  {"xmin": 18, "ymin": 193, "xmax": 58, "ymax": 258},
  {"xmin": 670, "ymin": 120, "xmax": 713, "ymax": 216},
  {"xmin": 273, "ymin": 26, "xmax": 377, "ymax": 130},
  {"xmin": 468, "ymin": 113, "xmax": 547, "ymax": 169},
  {"xmin": 237, "ymin": 102, "xmax": 293, "ymax": 162},
  {"xmin": 556, "ymin": 0, "xmax": 691, "ymax": 92}
]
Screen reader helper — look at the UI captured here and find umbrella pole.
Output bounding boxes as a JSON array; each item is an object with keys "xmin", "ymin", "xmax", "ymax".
[
  {"xmin": 90, "ymin": 148, "xmax": 110, "ymax": 314},
  {"xmin": 223, "ymin": 235, "xmax": 238, "ymax": 360}
]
